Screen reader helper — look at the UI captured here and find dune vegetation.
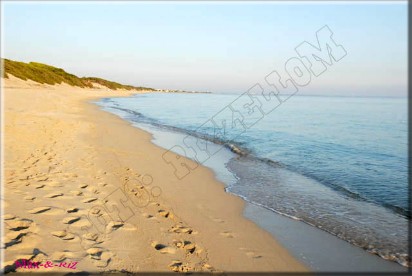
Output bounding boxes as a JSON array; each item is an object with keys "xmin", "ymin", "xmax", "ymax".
[{"xmin": 2, "ymin": 58, "xmax": 155, "ymax": 91}]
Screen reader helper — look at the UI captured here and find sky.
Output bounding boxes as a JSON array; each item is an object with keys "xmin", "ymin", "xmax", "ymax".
[{"xmin": 2, "ymin": 1, "xmax": 408, "ymax": 96}]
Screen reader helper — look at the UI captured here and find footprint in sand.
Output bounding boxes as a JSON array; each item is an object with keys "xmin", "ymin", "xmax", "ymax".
[
  {"xmin": 31, "ymin": 159, "xmax": 40, "ymax": 165},
  {"xmin": 70, "ymin": 191, "xmax": 83, "ymax": 196},
  {"xmin": 95, "ymin": 253, "xmax": 112, "ymax": 268},
  {"xmin": 142, "ymin": 213, "xmax": 154, "ymax": 219},
  {"xmin": 105, "ymin": 221, "xmax": 125, "ymax": 233},
  {"xmin": 91, "ymin": 188, "xmax": 100, "ymax": 195},
  {"xmin": 3, "ymin": 214, "xmax": 17, "ymax": 220},
  {"xmin": 239, "ymin": 247, "xmax": 262, "ymax": 259},
  {"xmin": 48, "ymin": 181, "xmax": 63, "ymax": 187},
  {"xmin": 24, "ymin": 196, "xmax": 36, "ymax": 201},
  {"xmin": 88, "ymin": 250, "xmax": 112, "ymax": 268},
  {"xmin": 169, "ymin": 225, "xmax": 195, "ymax": 235},
  {"xmin": 98, "ymin": 182, "xmax": 108, "ymax": 187},
  {"xmin": 50, "ymin": 251, "xmax": 73, "ymax": 262},
  {"xmin": 158, "ymin": 210, "xmax": 174, "ymax": 219},
  {"xmin": 51, "ymin": 230, "xmax": 75, "ymax": 240},
  {"xmin": 82, "ymin": 233, "xmax": 99, "ymax": 242},
  {"xmin": 86, "ymin": 247, "xmax": 104, "ymax": 260},
  {"xmin": 151, "ymin": 242, "xmax": 176, "ymax": 254},
  {"xmin": 62, "ymin": 216, "xmax": 81, "ymax": 224},
  {"xmin": 90, "ymin": 208, "xmax": 101, "ymax": 216},
  {"xmin": 83, "ymin": 198, "xmax": 98, "ymax": 203},
  {"xmin": 66, "ymin": 208, "xmax": 79, "ymax": 213},
  {"xmin": 6, "ymin": 179, "xmax": 16, "ymax": 185},
  {"xmin": 168, "ymin": 260, "xmax": 193, "ymax": 273},
  {"xmin": 45, "ymin": 193, "xmax": 63, "ymax": 198},
  {"xmin": 13, "ymin": 190, "xmax": 26, "ymax": 195},
  {"xmin": 246, "ymin": 251, "xmax": 262, "ymax": 258},
  {"xmin": 6, "ymin": 219, "xmax": 32, "ymax": 231},
  {"xmin": 173, "ymin": 240, "xmax": 197, "ymax": 254},
  {"xmin": 80, "ymin": 232, "xmax": 104, "ymax": 247},
  {"xmin": 220, "ymin": 231, "xmax": 235, "ymax": 238},
  {"xmin": 4, "ymin": 232, "xmax": 27, "ymax": 248},
  {"xmin": 202, "ymin": 263, "xmax": 214, "ymax": 271},
  {"xmin": 28, "ymin": 206, "xmax": 51, "ymax": 214},
  {"xmin": 36, "ymin": 176, "xmax": 49, "ymax": 182}
]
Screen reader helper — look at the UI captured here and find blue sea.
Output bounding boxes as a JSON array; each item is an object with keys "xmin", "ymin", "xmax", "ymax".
[{"xmin": 96, "ymin": 93, "xmax": 409, "ymax": 266}]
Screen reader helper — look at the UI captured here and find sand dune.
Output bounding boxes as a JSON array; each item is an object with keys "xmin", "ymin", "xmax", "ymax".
[{"xmin": 2, "ymin": 75, "xmax": 307, "ymax": 273}]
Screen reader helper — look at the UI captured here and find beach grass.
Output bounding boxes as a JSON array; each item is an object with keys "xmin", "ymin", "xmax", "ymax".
[
  {"xmin": 81, "ymin": 77, "xmax": 153, "ymax": 91},
  {"xmin": 2, "ymin": 58, "xmax": 155, "ymax": 91}
]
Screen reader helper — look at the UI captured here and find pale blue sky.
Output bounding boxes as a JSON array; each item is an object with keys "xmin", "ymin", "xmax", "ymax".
[{"xmin": 2, "ymin": 1, "xmax": 408, "ymax": 96}]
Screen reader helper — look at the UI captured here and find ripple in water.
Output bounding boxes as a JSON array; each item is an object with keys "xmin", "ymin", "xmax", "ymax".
[{"xmin": 226, "ymin": 156, "xmax": 409, "ymax": 266}]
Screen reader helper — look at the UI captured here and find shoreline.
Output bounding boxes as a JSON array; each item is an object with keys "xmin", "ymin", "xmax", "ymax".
[
  {"xmin": 2, "ymin": 76, "xmax": 306, "ymax": 273},
  {"xmin": 104, "ymin": 111, "xmax": 407, "ymax": 272}
]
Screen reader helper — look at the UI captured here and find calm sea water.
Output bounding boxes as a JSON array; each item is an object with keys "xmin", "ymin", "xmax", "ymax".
[{"xmin": 97, "ymin": 93, "xmax": 409, "ymax": 266}]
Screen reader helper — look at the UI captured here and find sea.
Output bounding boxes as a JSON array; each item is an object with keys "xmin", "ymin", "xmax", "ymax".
[{"xmin": 96, "ymin": 92, "xmax": 409, "ymax": 267}]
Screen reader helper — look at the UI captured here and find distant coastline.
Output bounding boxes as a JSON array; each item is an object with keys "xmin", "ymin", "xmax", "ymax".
[{"xmin": 155, "ymin": 88, "xmax": 211, "ymax": 94}]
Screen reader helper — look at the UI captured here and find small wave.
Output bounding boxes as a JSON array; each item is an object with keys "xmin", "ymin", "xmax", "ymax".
[
  {"xmin": 224, "ymin": 143, "xmax": 248, "ymax": 156},
  {"xmin": 226, "ymin": 186, "xmax": 410, "ymax": 267}
]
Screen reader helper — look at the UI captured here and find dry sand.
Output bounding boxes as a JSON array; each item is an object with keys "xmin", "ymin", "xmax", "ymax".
[{"xmin": 1, "ymin": 75, "xmax": 307, "ymax": 273}]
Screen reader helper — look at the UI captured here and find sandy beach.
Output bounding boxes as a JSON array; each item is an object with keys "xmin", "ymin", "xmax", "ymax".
[{"xmin": 2, "ymin": 75, "xmax": 307, "ymax": 273}]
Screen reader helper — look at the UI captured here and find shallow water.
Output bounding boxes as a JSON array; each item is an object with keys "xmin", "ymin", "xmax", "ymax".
[{"xmin": 96, "ymin": 93, "xmax": 409, "ymax": 266}]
